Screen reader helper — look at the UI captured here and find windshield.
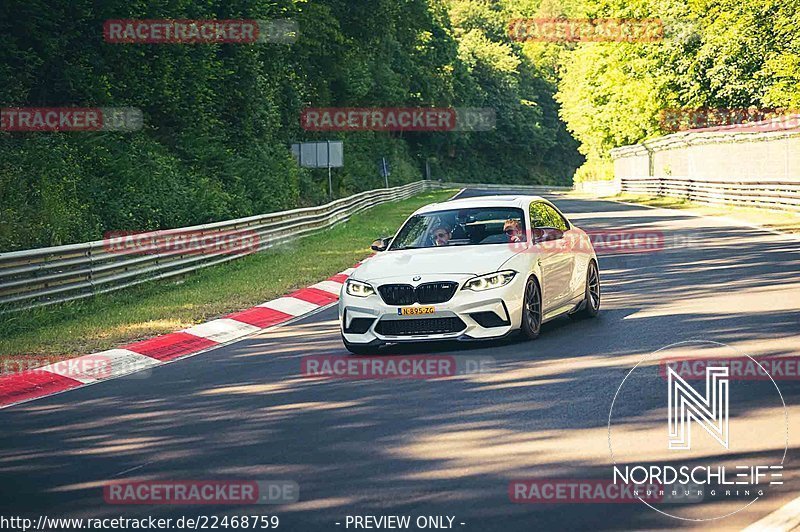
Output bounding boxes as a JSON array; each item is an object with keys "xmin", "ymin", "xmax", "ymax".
[{"xmin": 388, "ymin": 207, "xmax": 526, "ymax": 250}]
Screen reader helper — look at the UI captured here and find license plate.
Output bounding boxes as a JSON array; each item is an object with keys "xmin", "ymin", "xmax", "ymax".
[{"xmin": 398, "ymin": 306, "xmax": 435, "ymax": 316}]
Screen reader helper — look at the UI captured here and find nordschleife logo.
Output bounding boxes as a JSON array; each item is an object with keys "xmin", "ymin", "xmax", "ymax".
[
  {"xmin": 667, "ymin": 365, "xmax": 729, "ymax": 450},
  {"xmin": 607, "ymin": 340, "xmax": 788, "ymax": 521}
]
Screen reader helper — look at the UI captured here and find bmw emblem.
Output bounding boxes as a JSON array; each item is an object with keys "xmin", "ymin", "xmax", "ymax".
[{"xmin": 413, "ymin": 275, "xmax": 421, "ymax": 281}]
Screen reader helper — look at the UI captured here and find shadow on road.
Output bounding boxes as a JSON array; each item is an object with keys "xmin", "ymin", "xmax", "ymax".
[{"xmin": 1, "ymin": 195, "xmax": 798, "ymax": 531}]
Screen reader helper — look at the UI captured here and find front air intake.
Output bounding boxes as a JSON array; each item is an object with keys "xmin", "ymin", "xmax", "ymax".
[
  {"xmin": 375, "ymin": 317, "xmax": 466, "ymax": 336},
  {"xmin": 378, "ymin": 282, "xmax": 458, "ymax": 305}
]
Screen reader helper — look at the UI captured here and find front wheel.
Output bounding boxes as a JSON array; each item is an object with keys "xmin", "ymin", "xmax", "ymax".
[{"xmin": 520, "ymin": 276, "xmax": 542, "ymax": 340}]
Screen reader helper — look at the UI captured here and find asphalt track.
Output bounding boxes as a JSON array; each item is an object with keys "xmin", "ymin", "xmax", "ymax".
[{"xmin": 1, "ymin": 189, "xmax": 799, "ymax": 531}]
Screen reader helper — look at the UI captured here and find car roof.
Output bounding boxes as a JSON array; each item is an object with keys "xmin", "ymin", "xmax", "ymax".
[{"xmin": 414, "ymin": 194, "xmax": 546, "ymax": 214}]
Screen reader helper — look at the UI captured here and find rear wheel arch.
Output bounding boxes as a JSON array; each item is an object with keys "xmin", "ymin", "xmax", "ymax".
[{"xmin": 580, "ymin": 259, "xmax": 600, "ymax": 318}]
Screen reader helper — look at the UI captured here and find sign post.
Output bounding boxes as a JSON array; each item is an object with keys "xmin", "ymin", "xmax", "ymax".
[
  {"xmin": 379, "ymin": 157, "xmax": 391, "ymax": 189},
  {"xmin": 328, "ymin": 141, "xmax": 333, "ymax": 199},
  {"xmin": 291, "ymin": 140, "xmax": 344, "ymax": 199}
]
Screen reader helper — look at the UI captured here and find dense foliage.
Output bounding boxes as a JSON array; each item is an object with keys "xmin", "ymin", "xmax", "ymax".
[
  {"xmin": 551, "ymin": 0, "xmax": 800, "ymax": 180},
  {"xmin": 4, "ymin": 0, "xmax": 797, "ymax": 248},
  {"xmin": 0, "ymin": 0, "xmax": 582, "ymax": 251}
]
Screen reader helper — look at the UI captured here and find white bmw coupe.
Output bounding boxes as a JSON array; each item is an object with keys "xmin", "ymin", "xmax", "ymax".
[{"xmin": 338, "ymin": 195, "xmax": 600, "ymax": 354}]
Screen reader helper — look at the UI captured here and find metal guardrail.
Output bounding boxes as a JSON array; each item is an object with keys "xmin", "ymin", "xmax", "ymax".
[
  {"xmin": 439, "ymin": 182, "xmax": 572, "ymax": 192},
  {"xmin": 0, "ymin": 180, "xmax": 576, "ymax": 313},
  {"xmin": 620, "ymin": 177, "xmax": 800, "ymax": 212},
  {"xmin": 0, "ymin": 181, "xmax": 570, "ymax": 314},
  {"xmin": 0, "ymin": 181, "xmax": 435, "ymax": 313}
]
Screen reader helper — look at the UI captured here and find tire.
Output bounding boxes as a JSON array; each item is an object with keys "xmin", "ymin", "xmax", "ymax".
[
  {"xmin": 520, "ymin": 276, "xmax": 542, "ymax": 340},
  {"xmin": 575, "ymin": 260, "xmax": 600, "ymax": 319},
  {"xmin": 341, "ymin": 335, "xmax": 377, "ymax": 355}
]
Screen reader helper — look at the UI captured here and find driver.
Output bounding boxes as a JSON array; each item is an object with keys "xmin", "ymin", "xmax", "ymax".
[
  {"xmin": 503, "ymin": 219, "xmax": 523, "ymax": 243},
  {"xmin": 432, "ymin": 225, "xmax": 452, "ymax": 246}
]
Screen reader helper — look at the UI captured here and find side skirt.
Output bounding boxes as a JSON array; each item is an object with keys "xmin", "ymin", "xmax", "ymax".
[{"xmin": 543, "ymin": 298, "xmax": 584, "ymax": 323}]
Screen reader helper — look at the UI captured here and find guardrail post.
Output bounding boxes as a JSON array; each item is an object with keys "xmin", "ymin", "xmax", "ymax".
[{"xmin": 88, "ymin": 246, "xmax": 95, "ymax": 296}]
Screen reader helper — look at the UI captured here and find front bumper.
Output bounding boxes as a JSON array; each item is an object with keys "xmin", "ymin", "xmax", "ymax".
[{"xmin": 339, "ymin": 273, "xmax": 526, "ymax": 346}]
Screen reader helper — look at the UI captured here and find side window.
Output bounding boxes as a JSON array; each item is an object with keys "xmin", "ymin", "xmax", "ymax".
[
  {"xmin": 529, "ymin": 202, "xmax": 549, "ymax": 228},
  {"xmin": 542, "ymin": 204, "xmax": 569, "ymax": 231}
]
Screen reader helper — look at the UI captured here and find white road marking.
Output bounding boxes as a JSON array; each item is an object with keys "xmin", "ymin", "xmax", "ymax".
[
  {"xmin": 310, "ymin": 280, "xmax": 343, "ymax": 295},
  {"xmin": 448, "ymin": 188, "xmax": 467, "ymax": 200},
  {"xmin": 259, "ymin": 297, "xmax": 320, "ymax": 316},
  {"xmin": 742, "ymin": 495, "xmax": 800, "ymax": 532},
  {"xmin": 182, "ymin": 319, "xmax": 261, "ymax": 344},
  {"xmin": 40, "ymin": 349, "xmax": 160, "ymax": 383}
]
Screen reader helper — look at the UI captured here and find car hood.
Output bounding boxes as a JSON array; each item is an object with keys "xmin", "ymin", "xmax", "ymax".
[{"xmin": 353, "ymin": 245, "xmax": 522, "ymax": 281}]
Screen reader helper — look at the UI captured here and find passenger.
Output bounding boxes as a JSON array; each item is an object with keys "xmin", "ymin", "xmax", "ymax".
[{"xmin": 503, "ymin": 219, "xmax": 523, "ymax": 243}]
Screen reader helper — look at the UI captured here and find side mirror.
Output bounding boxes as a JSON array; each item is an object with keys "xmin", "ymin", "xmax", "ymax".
[
  {"xmin": 533, "ymin": 228, "xmax": 564, "ymax": 243},
  {"xmin": 371, "ymin": 236, "xmax": 392, "ymax": 252}
]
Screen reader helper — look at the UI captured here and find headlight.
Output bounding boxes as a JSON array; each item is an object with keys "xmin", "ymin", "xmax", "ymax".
[
  {"xmin": 463, "ymin": 270, "xmax": 517, "ymax": 292},
  {"xmin": 346, "ymin": 279, "xmax": 375, "ymax": 297}
]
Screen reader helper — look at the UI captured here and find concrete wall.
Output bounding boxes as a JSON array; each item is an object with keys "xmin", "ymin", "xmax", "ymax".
[
  {"xmin": 612, "ymin": 120, "xmax": 800, "ymax": 183},
  {"xmin": 609, "ymin": 120, "xmax": 800, "ymax": 211}
]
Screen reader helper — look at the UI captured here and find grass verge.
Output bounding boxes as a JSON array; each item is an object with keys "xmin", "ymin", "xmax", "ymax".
[
  {"xmin": 612, "ymin": 193, "xmax": 800, "ymax": 234},
  {"xmin": 0, "ymin": 189, "xmax": 456, "ymax": 361}
]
